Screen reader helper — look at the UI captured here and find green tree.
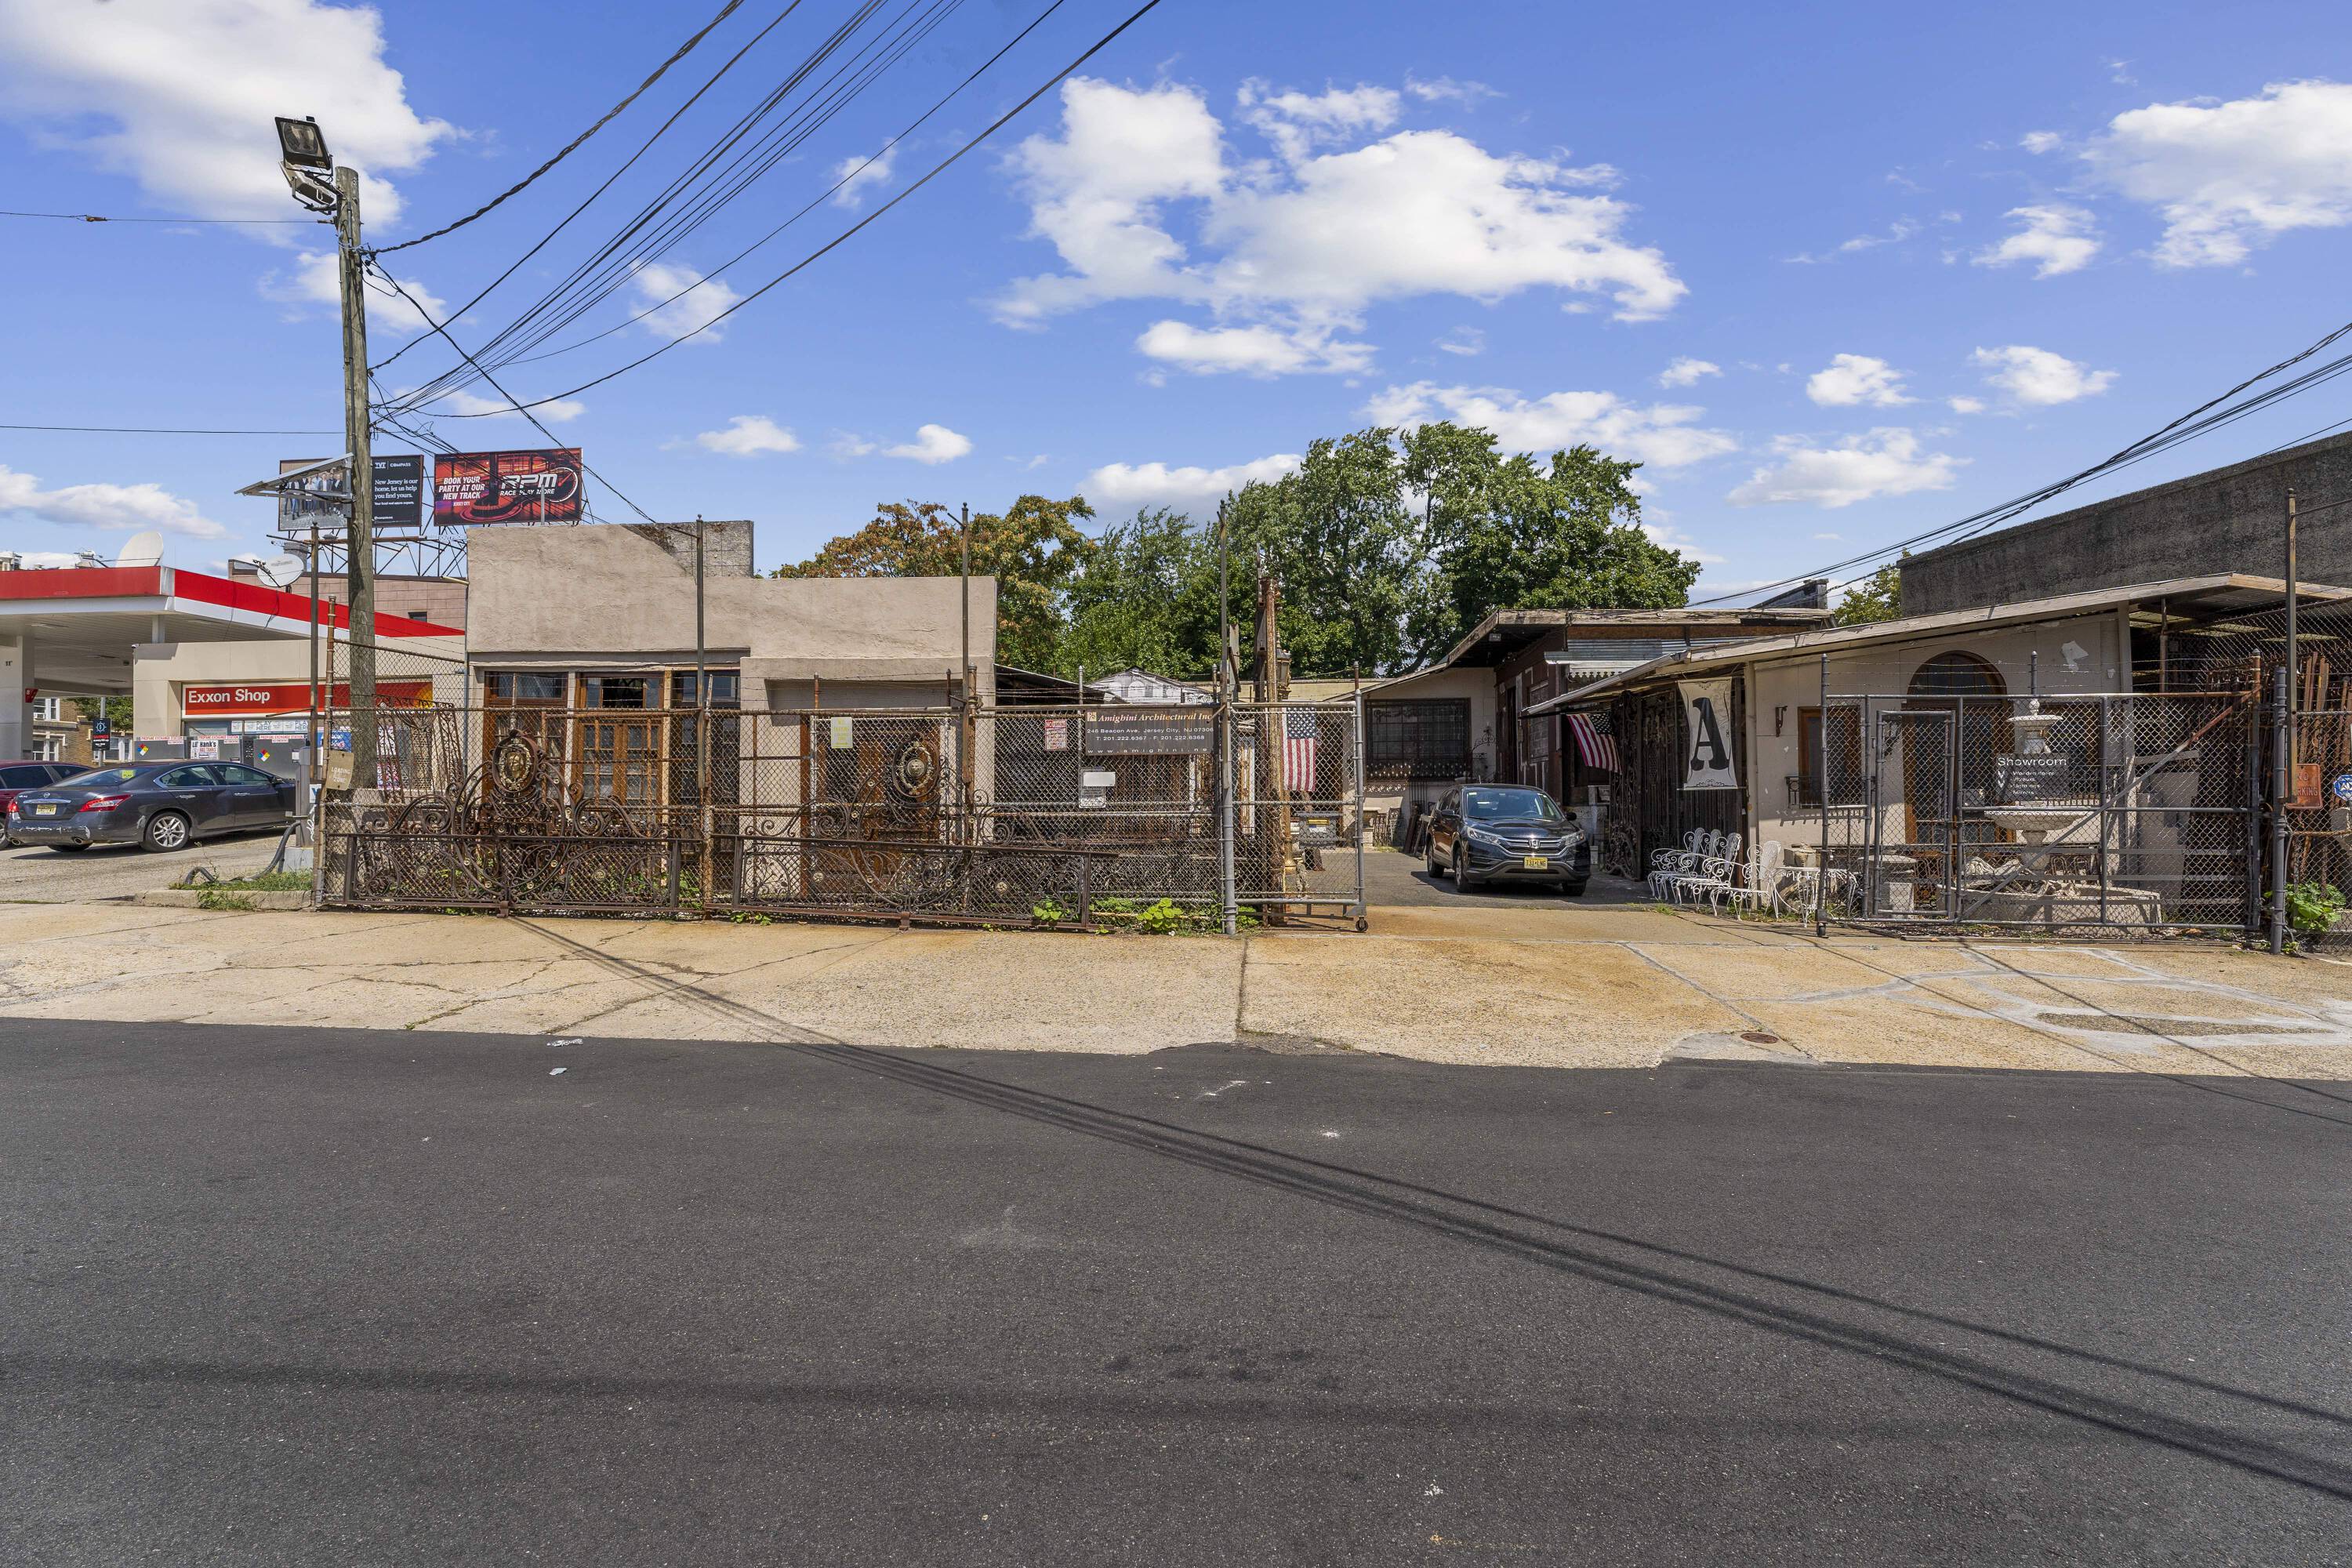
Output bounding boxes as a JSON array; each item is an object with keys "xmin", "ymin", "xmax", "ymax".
[
  {"xmin": 1057, "ymin": 506, "xmax": 1222, "ymax": 681},
  {"xmin": 775, "ymin": 495, "xmax": 1094, "ymax": 670},
  {"xmin": 1221, "ymin": 421, "xmax": 1697, "ymax": 676},
  {"xmin": 71, "ymin": 695, "xmax": 132, "ymax": 729},
  {"xmin": 1834, "ymin": 563, "xmax": 1903, "ymax": 626}
]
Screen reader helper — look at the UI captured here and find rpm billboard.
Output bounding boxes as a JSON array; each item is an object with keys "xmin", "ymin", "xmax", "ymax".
[{"xmin": 431, "ymin": 448, "xmax": 584, "ymax": 526}]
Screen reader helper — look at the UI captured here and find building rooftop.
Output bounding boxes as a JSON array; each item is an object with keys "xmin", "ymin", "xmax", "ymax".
[
  {"xmin": 1437, "ymin": 604, "xmax": 1837, "ymax": 669},
  {"xmin": 1527, "ymin": 572, "xmax": 2343, "ymax": 714}
]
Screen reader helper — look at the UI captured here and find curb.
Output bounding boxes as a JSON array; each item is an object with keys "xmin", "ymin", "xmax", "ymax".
[{"xmin": 133, "ymin": 889, "xmax": 312, "ymax": 912}]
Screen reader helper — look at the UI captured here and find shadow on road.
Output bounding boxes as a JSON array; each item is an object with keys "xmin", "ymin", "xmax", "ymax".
[{"xmin": 497, "ymin": 916, "xmax": 2352, "ymax": 1502}]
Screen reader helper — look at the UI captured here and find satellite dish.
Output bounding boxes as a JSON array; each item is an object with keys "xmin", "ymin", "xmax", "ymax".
[
  {"xmin": 255, "ymin": 554, "xmax": 305, "ymax": 590},
  {"xmin": 115, "ymin": 530, "xmax": 166, "ymax": 568}
]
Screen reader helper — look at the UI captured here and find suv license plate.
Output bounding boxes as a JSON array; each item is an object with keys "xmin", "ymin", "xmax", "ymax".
[{"xmin": 1522, "ymin": 855, "xmax": 1548, "ymax": 870}]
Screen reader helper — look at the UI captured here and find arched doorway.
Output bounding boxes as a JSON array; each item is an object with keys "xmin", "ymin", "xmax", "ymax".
[{"xmin": 1902, "ymin": 651, "xmax": 2010, "ymax": 899}]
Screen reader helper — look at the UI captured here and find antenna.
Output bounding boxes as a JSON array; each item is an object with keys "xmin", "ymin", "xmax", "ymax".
[
  {"xmin": 115, "ymin": 529, "xmax": 166, "ymax": 568},
  {"xmin": 255, "ymin": 554, "xmax": 304, "ymax": 590}
]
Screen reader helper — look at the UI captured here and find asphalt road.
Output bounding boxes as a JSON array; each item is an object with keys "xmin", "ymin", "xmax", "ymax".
[
  {"xmin": 5, "ymin": 1022, "xmax": 2350, "ymax": 1565},
  {"xmin": 0, "ymin": 827, "xmax": 285, "ymax": 902}
]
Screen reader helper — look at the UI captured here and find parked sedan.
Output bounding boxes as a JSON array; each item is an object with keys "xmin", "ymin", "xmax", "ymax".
[
  {"xmin": 0, "ymin": 760, "xmax": 82, "ymax": 840},
  {"xmin": 6, "ymin": 761, "xmax": 297, "ymax": 853},
  {"xmin": 1424, "ymin": 784, "xmax": 1591, "ymax": 895}
]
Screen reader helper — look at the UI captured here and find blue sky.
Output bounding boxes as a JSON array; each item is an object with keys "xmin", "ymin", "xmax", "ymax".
[{"xmin": 2, "ymin": 0, "xmax": 2347, "ymax": 601}]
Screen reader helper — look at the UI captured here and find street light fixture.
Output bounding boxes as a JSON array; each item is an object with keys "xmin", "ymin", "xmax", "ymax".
[
  {"xmin": 275, "ymin": 115, "xmax": 332, "ymax": 169},
  {"xmin": 275, "ymin": 115, "xmax": 336, "ymax": 212}
]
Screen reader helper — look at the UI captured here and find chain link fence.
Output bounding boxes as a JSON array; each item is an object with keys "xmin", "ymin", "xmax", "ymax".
[
  {"xmin": 314, "ymin": 657, "xmax": 1363, "ymax": 927},
  {"xmin": 1815, "ymin": 691, "xmax": 2256, "ymax": 935}
]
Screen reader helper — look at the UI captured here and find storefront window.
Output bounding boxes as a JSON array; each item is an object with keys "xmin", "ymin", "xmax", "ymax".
[
  {"xmin": 582, "ymin": 675, "xmax": 649, "ymax": 710},
  {"xmin": 484, "ymin": 672, "xmax": 567, "ymax": 705},
  {"xmin": 668, "ymin": 670, "xmax": 739, "ymax": 709}
]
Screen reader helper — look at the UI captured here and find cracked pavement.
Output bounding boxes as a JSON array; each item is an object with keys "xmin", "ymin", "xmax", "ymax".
[{"xmin": 5, "ymin": 899, "xmax": 2352, "ymax": 1080}]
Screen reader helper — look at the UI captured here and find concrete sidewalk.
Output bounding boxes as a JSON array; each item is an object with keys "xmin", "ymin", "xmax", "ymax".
[{"xmin": 5, "ymin": 900, "xmax": 2351, "ymax": 1079}]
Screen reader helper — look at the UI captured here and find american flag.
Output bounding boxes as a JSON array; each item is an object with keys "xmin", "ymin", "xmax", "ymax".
[
  {"xmin": 1282, "ymin": 707, "xmax": 1319, "ymax": 795},
  {"xmin": 1566, "ymin": 712, "xmax": 1619, "ymax": 773}
]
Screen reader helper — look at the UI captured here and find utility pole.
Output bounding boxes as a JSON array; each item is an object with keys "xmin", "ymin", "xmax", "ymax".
[
  {"xmin": 332, "ymin": 164, "xmax": 376, "ymax": 786},
  {"xmin": 693, "ymin": 516, "xmax": 710, "ymax": 909},
  {"xmin": 1217, "ymin": 500, "xmax": 1236, "ymax": 937}
]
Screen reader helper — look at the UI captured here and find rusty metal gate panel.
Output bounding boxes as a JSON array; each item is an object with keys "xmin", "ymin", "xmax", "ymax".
[{"xmin": 318, "ymin": 679, "xmax": 1365, "ymax": 927}]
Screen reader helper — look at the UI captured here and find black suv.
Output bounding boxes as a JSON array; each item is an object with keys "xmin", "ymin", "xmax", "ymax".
[{"xmin": 1424, "ymin": 785, "xmax": 1590, "ymax": 895}]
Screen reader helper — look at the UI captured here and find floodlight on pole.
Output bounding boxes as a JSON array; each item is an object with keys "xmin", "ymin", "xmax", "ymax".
[
  {"xmin": 275, "ymin": 116, "xmax": 332, "ymax": 169},
  {"xmin": 276, "ymin": 115, "xmax": 337, "ymax": 212}
]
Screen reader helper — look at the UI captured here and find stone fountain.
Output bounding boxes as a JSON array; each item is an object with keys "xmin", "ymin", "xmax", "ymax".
[
  {"xmin": 1982, "ymin": 699, "xmax": 2084, "ymax": 844},
  {"xmin": 1965, "ymin": 697, "xmax": 2161, "ymax": 926}
]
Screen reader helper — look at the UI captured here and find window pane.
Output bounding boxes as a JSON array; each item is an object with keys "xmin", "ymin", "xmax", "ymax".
[
  {"xmin": 670, "ymin": 670, "xmax": 740, "ymax": 709},
  {"xmin": 1367, "ymin": 699, "xmax": 1468, "ymax": 780},
  {"xmin": 584, "ymin": 676, "xmax": 647, "ymax": 710}
]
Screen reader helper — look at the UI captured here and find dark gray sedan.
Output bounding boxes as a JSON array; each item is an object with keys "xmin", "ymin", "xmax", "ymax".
[{"xmin": 7, "ymin": 762, "xmax": 296, "ymax": 853}]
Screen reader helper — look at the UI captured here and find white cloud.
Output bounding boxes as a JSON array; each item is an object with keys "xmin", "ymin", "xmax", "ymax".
[
  {"xmin": 258, "ymin": 249, "xmax": 448, "ymax": 336},
  {"xmin": 694, "ymin": 415, "xmax": 800, "ymax": 457},
  {"xmin": 1135, "ymin": 319, "xmax": 1373, "ymax": 376},
  {"xmin": 1811, "ymin": 532, "xmax": 1843, "ymax": 540},
  {"xmin": 837, "ymin": 423, "xmax": 973, "ymax": 464},
  {"xmin": 830, "ymin": 143, "xmax": 897, "ymax": 209},
  {"xmin": 2020, "ymin": 130, "xmax": 2063, "ymax": 154},
  {"xmin": 2083, "ymin": 80, "xmax": 2352, "ymax": 266},
  {"xmin": 890, "ymin": 423, "xmax": 973, "ymax": 464},
  {"xmin": 1083, "ymin": 453, "xmax": 1301, "ymax": 508},
  {"xmin": 1404, "ymin": 75, "xmax": 1501, "ymax": 107},
  {"xmin": 1806, "ymin": 354, "xmax": 1913, "ymax": 408},
  {"xmin": 1236, "ymin": 79, "xmax": 1400, "ymax": 164},
  {"xmin": 0, "ymin": 0, "xmax": 452, "ymax": 231},
  {"xmin": 1970, "ymin": 344, "xmax": 2117, "ymax": 405},
  {"xmin": 1436, "ymin": 326, "xmax": 1485, "ymax": 357},
  {"xmin": 1636, "ymin": 515, "xmax": 1723, "ymax": 564},
  {"xmin": 1728, "ymin": 429, "xmax": 1964, "ymax": 509},
  {"xmin": 1788, "ymin": 218, "xmax": 1919, "ymax": 263},
  {"xmin": 1364, "ymin": 382, "xmax": 1738, "ymax": 469},
  {"xmin": 1947, "ymin": 395, "xmax": 1987, "ymax": 414},
  {"xmin": 633, "ymin": 260, "xmax": 743, "ymax": 343},
  {"xmin": 0, "ymin": 463, "xmax": 228, "ymax": 540},
  {"xmin": 437, "ymin": 389, "xmax": 586, "ymax": 423},
  {"xmin": 995, "ymin": 77, "xmax": 1686, "ymax": 361},
  {"xmin": 1973, "ymin": 203, "xmax": 2101, "ymax": 277},
  {"xmin": 1657, "ymin": 356, "xmax": 1721, "ymax": 388}
]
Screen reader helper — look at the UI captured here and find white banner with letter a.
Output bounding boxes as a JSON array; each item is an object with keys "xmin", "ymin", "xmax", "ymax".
[{"xmin": 1679, "ymin": 678, "xmax": 1738, "ymax": 790}]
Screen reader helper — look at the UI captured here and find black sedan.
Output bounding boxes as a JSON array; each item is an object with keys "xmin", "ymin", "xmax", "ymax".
[
  {"xmin": 7, "ymin": 761, "xmax": 297, "ymax": 853},
  {"xmin": 1423, "ymin": 784, "xmax": 1591, "ymax": 895}
]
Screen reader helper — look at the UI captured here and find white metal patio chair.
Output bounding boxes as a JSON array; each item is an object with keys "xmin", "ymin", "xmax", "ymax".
[
  {"xmin": 1673, "ymin": 832, "xmax": 1743, "ymax": 907},
  {"xmin": 1646, "ymin": 829, "xmax": 1704, "ymax": 898},
  {"xmin": 1712, "ymin": 840, "xmax": 1785, "ymax": 916},
  {"xmin": 1652, "ymin": 829, "xmax": 1718, "ymax": 901}
]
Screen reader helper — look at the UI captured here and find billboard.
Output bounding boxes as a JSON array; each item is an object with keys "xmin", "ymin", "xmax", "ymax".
[
  {"xmin": 432, "ymin": 448, "xmax": 583, "ymax": 526},
  {"xmin": 272, "ymin": 454, "xmax": 426, "ymax": 531},
  {"xmin": 372, "ymin": 454, "xmax": 425, "ymax": 528}
]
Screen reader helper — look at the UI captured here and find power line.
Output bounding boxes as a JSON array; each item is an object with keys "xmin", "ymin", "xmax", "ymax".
[
  {"xmin": 0, "ymin": 209, "xmax": 311, "ymax": 225},
  {"xmin": 381, "ymin": 0, "xmax": 903, "ymax": 399},
  {"xmin": 502, "ymin": 0, "xmax": 1067, "ymax": 376},
  {"xmin": 411, "ymin": 0, "xmax": 1168, "ymax": 419},
  {"xmin": 372, "ymin": 0, "xmax": 750, "ymax": 256},
  {"xmin": 367, "ymin": 261, "xmax": 662, "ymax": 526},
  {"xmin": 1695, "ymin": 313, "xmax": 2352, "ymax": 607},
  {"xmin": 0, "ymin": 422, "xmax": 339, "ymax": 434},
  {"xmin": 412, "ymin": 0, "xmax": 965, "ymax": 399},
  {"xmin": 372, "ymin": 0, "xmax": 812, "ymax": 375}
]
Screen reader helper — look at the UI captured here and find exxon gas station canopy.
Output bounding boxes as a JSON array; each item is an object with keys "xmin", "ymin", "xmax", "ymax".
[{"xmin": 0, "ymin": 564, "xmax": 462, "ymax": 695}]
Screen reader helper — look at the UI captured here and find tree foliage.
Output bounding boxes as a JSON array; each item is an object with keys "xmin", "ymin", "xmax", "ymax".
[
  {"xmin": 774, "ymin": 495, "xmax": 1093, "ymax": 671},
  {"xmin": 769, "ymin": 421, "xmax": 1702, "ymax": 681},
  {"xmin": 1833, "ymin": 563, "xmax": 1903, "ymax": 626}
]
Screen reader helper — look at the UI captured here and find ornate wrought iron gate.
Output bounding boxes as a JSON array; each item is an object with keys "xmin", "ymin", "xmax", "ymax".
[{"xmin": 318, "ymin": 697, "xmax": 1364, "ymax": 927}]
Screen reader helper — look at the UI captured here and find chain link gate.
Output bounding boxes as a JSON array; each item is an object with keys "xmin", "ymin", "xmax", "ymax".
[
  {"xmin": 1817, "ymin": 691, "xmax": 2256, "ymax": 935},
  {"xmin": 314, "ymin": 659, "xmax": 1365, "ymax": 927}
]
